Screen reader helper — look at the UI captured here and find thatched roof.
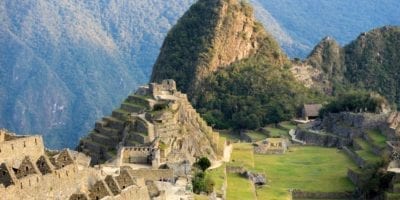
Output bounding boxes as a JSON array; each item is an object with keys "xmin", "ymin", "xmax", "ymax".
[{"xmin": 303, "ymin": 104, "xmax": 322, "ymax": 117}]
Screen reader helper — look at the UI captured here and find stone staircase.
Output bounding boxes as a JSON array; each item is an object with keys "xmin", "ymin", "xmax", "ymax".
[{"xmin": 78, "ymin": 94, "xmax": 152, "ymax": 164}]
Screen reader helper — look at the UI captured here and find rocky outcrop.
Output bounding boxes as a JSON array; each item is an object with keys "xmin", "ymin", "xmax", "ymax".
[
  {"xmin": 290, "ymin": 37, "xmax": 344, "ymax": 95},
  {"xmin": 151, "ymin": 0, "xmax": 286, "ymax": 98},
  {"xmin": 384, "ymin": 112, "xmax": 400, "ymax": 139}
]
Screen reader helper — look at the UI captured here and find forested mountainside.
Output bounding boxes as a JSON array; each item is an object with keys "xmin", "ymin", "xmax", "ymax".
[
  {"xmin": 151, "ymin": 0, "xmax": 324, "ymax": 130},
  {"xmin": 303, "ymin": 26, "xmax": 400, "ymax": 109},
  {"xmin": 0, "ymin": 0, "xmax": 194, "ymax": 148},
  {"xmin": 1, "ymin": 0, "xmax": 399, "ymax": 148},
  {"xmin": 255, "ymin": 0, "xmax": 400, "ymax": 58}
]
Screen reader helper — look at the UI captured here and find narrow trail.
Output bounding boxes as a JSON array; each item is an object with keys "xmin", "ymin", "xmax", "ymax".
[{"xmin": 209, "ymin": 144, "xmax": 233, "ymax": 169}]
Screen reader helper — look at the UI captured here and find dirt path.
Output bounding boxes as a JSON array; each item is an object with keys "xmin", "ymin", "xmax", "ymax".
[{"xmin": 209, "ymin": 144, "xmax": 233, "ymax": 169}]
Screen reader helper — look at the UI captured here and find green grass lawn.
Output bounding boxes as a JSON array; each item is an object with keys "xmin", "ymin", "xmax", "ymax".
[
  {"xmin": 226, "ymin": 173, "xmax": 256, "ymax": 200},
  {"xmin": 218, "ymin": 130, "xmax": 241, "ymax": 142},
  {"xmin": 230, "ymin": 143, "xmax": 254, "ymax": 168},
  {"xmin": 353, "ymin": 138, "xmax": 382, "ymax": 164},
  {"xmin": 366, "ymin": 129, "xmax": 387, "ymax": 148},
  {"xmin": 207, "ymin": 164, "xmax": 226, "ymax": 194},
  {"xmin": 279, "ymin": 121, "xmax": 297, "ymax": 130},
  {"xmin": 265, "ymin": 127, "xmax": 289, "ymax": 138},
  {"xmin": 228, "ymin": 144, "xmax": 357, "ymax": 200},
  {"xmin": 254, "ymin": 146, "xmax": 357, "ymax": 199},
  {"xmin": 246, "ymin": 131, "xmax": 268, "ymax": 142}
]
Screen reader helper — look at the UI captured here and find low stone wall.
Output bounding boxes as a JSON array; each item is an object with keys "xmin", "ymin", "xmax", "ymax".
[
  {"xmin": 113, "ymin": 185, "xmax": 151, "ymax": 200},
  {"xmin": 347, "ymin": 168, "xmax": 362, "ymax": 186},
  {"xmin": 292, "ymin": 189, "xmax": 353, "ymax": 199},
  {"xmin": 226, "ymin": 165, "xmax": 246, "ymax": 174},
  {"xmin": 295, "ymin": 129, "xmax": 351, "ymax": 147},
  {"xmin": 240, "ymin": 131, "xmax": 253, "ymax": 143},
  {"xmin": 343, "ymin": 146, "xmax": 366, "ymax": 168},
  {"xmin": 126, "ymin": 168, "xmax": 174, "ymax": 182}
]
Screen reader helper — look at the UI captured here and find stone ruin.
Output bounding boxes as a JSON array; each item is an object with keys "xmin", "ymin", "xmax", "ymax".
[
  {"xmin": 78, "ymin": 79, "xmax": 224, "ymax": 168},
  {"xmin": 1, "ymin": 80, "xmax": 226, "ymax": 199},
  {"xmin": 0, "ymin": 129, "xmax": 152, "ymax": 200},
  {"xmin": 254, "ymin": 138, "xmax": 288, "ymax": 154}
]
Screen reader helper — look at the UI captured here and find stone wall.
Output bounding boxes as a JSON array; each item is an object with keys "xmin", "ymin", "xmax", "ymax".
[
  {"xmin": 121, "ymin": 147, "xmax": 152, "ymax": 164},
  {"xmin": 226, "ymin": 165, "xmax": 246, "ymax": 174},
  {"xmin": 343, "ymin": 146, "xmax": 366, "ymax": 168},
  {"xmin": 0, "ymin": 135, "xmax": 44, "ymax": 164},
  {"xmin": 347, "ymin": 168, "xmax": 362, "ymax": 186},
  {"xmin": 126, "ymin": 168, "xmax": 174, "ymax": 182},
  {"xmin": 295, "ymin": 129, "xmax": 351, "ymax": 147},
  {"xmin": 292, "ymin": 189, "xmax": 353, "ymax": 199},
  {"xmin": 113, "ymin": 185, "xmax": 150, "ymax": 200},
  {"xmin": 0, "ymin": 164, "xmax": 97, "ymax": 200}
]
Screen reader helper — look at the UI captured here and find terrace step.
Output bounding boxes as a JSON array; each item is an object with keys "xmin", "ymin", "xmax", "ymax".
[
  {"xmin": 121, "ymin": 102, "xmax": 146, "ymax": 113},
  {"xmin": 103, "ymin": 117, "xmax": 125, "ymax": 130},
  {"xmin": 112, "ymin": 109, "xmax": 130, "ymax": 121}
]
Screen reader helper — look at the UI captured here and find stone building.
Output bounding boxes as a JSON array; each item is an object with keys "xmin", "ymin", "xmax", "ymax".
[
  {"xmin": 0, "ymin": 130, "xmax": 152, "ymax": 200},
  {"xmin": 254, "ymin": 138, "xmax": 288, "ymax": 154}
]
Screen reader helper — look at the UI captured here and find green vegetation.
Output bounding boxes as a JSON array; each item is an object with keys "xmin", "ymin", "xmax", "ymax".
[
  {"xmin": 344, "ymin": 26, "xmax": 400, "ymax": 108},
  {"xmin": 279, "ymin": 121, "xmax": 297, "ymax": 130},
  {"xmin": 195, "ymin": 157, "xmax": 212, "ymax": 171},
  {"xmin": 320, "ymin": 91, "xmax": 388, "ymax": 116},
  {"xmin": 207, "ymin": 164, "xmax": 226, "ymax": 194},
  {"xmin": 151, "ymin": 0, "xmax": 223, "ymax": 92},
  {"xmin": 221, "ymin": 144, "xmax": 357, "ymax": 200},
  {"xmin": 265, "ymin": 126, "xmax": 289, "ymax": 138},
  {"xmin": 226, "ymin": 173, "xmax": 256, "ymax": 200},
  {"xmin": 192, "ymin": 171, "xmax": 214, "ymax": 194},
  {"xmin": 230, "ymin": 143, "xmax": 254, "ymax": 168},
  {"xmin": 198, "ymin": 56, "xmax": 325, "ymax": 130},
  {"xmin": 254, "ymin": 147, "xmax": 357, "ymax": 199},
  {"xmin": 366, "ymin": 130, "xmax": 387, "ymax": 148},
  {"xmin": 246, "ymin": 131, "xmax": 268, "ymax": 141}
]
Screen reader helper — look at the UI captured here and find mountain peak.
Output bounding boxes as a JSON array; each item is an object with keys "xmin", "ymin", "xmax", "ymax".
[
  {"xmin": 150, "ymin": 0, "xmax": 285, "ymax": 96},
  {"xmin": 307, "ymin": 36, "xmax": 344, "ymax": 78}
]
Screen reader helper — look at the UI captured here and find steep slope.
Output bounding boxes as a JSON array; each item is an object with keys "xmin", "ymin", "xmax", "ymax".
[
  {"xmin": 255, "ymin": 0, "xmax": 400, "ymax": 58},
  {"xmin": 344, "ymin": 26, "xmax": 400, "ymax": 107},
  {"xmin": 151, "ymin": 0, "xmax": 286, "ymax": 97},
  {"xmin": 0, "ymin": 0, "xmax": 194, "ymax": 148},
  {"xmin": 297, "ymin": 26, "xmax": 400, "ymax": 108},
  {"xmin": 291, "ymin": 37, "xmax": 344, "ymax": 94},
  {"xmin": 151, "ymin": 0, "xmax": 323, "ymax": 130}
]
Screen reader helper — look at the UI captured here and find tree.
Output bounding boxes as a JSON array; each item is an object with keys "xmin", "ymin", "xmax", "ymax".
[{"xmin": 195, "ymin": 157, "xmax": 211, "ymax": 171}]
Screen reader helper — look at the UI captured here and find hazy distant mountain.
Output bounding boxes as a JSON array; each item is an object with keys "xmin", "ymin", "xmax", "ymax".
[
  {"xmin": 0, "ymin": 0, "xmax": 195, "ymax": 148},
  {"xmin": 1, "ymin": 0, "xmax": 399, "ymax": 148},
  {"xmin": 254, "ymin": 0, "xmax": 400, "ymax": 57}
]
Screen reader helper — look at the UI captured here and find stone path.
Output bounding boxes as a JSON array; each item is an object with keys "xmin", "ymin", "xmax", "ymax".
[{"xmin": 289, "ymin": 129, "xmax": 306, "ymax": 145}]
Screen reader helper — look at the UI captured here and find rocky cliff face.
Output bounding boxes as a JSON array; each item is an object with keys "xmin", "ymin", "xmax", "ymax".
[
  {"xmin": 151, "ymin": 0, "xmax": 286, "ymax": 97},
  {"xmin": 292, "ymin": 26, "xmax": 400, "ymax": 104}
]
